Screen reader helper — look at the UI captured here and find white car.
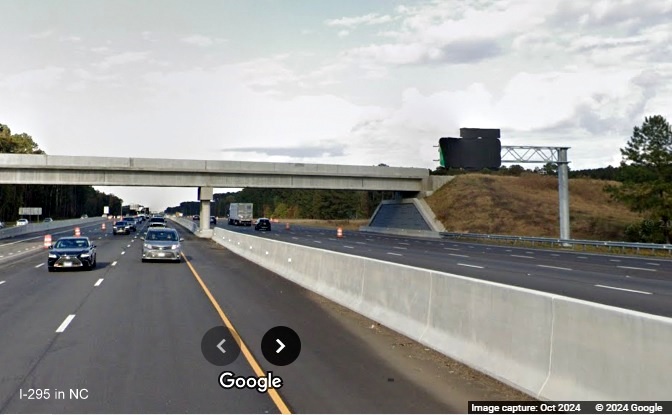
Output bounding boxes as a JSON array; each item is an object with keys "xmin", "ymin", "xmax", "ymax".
[{"xmin": 16, "ymin": 219, "xmax": 29, "ymax": 226}]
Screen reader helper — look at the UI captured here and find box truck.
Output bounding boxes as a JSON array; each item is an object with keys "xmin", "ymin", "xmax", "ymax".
[{"xmin": 228, "ymin": 203, "xmax": 253, "ymax": 226}]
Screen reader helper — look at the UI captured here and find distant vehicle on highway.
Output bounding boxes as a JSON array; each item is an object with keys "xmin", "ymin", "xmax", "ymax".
[
  {"xmin": 43, "ymin": 217, "xmax": 53, "ymax": 223},
  {"xmin": 193, "ymin": 215, "xmax": 200, "ymax": 221},
  {"xmin": 0, "ymin": 221, "xmax": 5, "ymax": 229},
  {"xmin": 255, "ymin": 218, "xmax": 272, "ymax": 231},
  {"xmin": 47, "ymin": 236, "xmax": 97, "ymax": 272},
  {"xmin": 81, "ymin": 214, "xmax": 88, "ymax": 219},
  {"xmin": 141, "ymin": 228, "xmax": 183, "ymax": 263},
  {"xmin": 210, "ymin": 216, "xmax": 216, "ymax": 225},
  {"xmin": 228, "ymin": 203, "xmax": 253, "ymax": 226},
  {"xmin": 148, "ymin": 217, "xmax": 166, "ymax": 226},
  {"xmin": 122, "ymin": 217, "xmax": 137, "ymax": 231},
  {"xmin": 113, "ymin": 221, "xmax": 131, "ymax": 235},
  {"xmin": 16, "ymin": 219, "xmax": 29, "ymax": 226}
]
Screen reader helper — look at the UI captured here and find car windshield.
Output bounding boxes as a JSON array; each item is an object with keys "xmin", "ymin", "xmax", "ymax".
[
  {"xmin": 147, "ymin": 231, "xmax": 177, "ymax": 241},
  {"xmin": 55, "ymin": 239, "xmax": 89, "ymax": 249},
  {"xmin": 115, "ymin": 221, "xmax": 126, "ymax": 226}
]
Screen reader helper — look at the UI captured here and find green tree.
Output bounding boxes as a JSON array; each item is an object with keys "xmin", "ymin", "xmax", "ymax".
[{"xmin": 606, "ymin": 115, "xmax": 672, "ymax": 243}]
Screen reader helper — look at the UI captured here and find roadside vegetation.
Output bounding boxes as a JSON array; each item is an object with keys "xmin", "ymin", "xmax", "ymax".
[
  {"xmin": 425, "ymin": 173, "xmax": 643, "ymax": 241},
  {"xmin": 0, "ymin": 123, "xmax": 122, "ymax": 221}
]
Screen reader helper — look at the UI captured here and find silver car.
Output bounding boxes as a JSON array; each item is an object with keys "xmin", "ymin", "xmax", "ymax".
[{"xmin": 141, "ymin": 228, "xmax": 183, "ymax": 263}]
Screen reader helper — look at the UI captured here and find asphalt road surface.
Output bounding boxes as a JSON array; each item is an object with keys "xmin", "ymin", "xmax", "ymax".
[
  {"xmin": 0, "ymin": 219, "xmax": 527, "ymax": 413},
  {"xmin": 219, "ymin": 222, "xmax": 672, "ymax": 318}
]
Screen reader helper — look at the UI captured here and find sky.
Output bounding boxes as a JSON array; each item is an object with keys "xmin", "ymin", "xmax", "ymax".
[{"xmin": 1, "ymin": 0, "xmax": 671, "ymax": 210}]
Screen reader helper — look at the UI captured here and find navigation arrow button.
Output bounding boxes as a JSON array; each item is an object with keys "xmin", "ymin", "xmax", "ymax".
[
  {"xmin": 201, "ymin": 326, "xmax": 240, "ymax": 366},
  {"xmin": 261, "ymin": 326, "xmax": 301, "ymax": 366}
]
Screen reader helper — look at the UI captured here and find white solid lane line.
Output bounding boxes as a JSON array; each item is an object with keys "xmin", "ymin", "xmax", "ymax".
[
  {"xmin": 448, "ymin": 253, "xmax": 469, "ymax": 258},
  {"xmin": 343, "ymin": 246, "xmax": 354, "ymax": 249},
  {"xmin": 35, "ymin": 263, "xmax": 44, "ymax": 268},
  {"xmin": 617, "ymin": 266, "xmax": 656, "ymax": 272},
  {"xmin": 647, "ymin": 263, "xmax": 660, "ymax": 266},
  {"xmin": 594, "ymin": 285, "xmax": 652, "ymax": 295},
  {"xmin": 387, "ymin": 252, "xmax": 403, "ymax": 256},
  {"xmin": 609, "ymin": 259, "xmax": 621, "ymax": 262},
  {"xmin": 538, "ymin": 264, "xmax": 572, "ymax": 271},
  {"xmin": 444, "ymin": 247, "xmax": 460, "ymax": 251},
  {"xmin": 511, "ymin": 255, "xmax": 534, "ymax": 259},
  {"xmin": 56, "ymin": 314, "xmax": 76, "ymax": 333},
  {"xmin": 111, "ymin": 261, "xmax": 117, "ymax": 266},
  {"xmin": 0, "ymin": 281, "xmax": 5, "ymax": 285},
  {"xmin": 393, "ymin": 246, "xmax": 407, "ymax": 250},
  {"xmin": 94, "ymin": 278, "xmax": 104, "ymax": 287},
  {"xmin": 458, "ymin": 263, "xmax": 484, "ymax": 269}
]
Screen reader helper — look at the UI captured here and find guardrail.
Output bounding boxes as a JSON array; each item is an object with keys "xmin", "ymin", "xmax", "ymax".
[{"xmin": 440, "ymin": 232, "xmax": 672, "ymax": 255}]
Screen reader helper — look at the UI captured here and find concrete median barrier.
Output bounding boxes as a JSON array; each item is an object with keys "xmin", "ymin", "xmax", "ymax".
[
  {"xmin": 0, "ymin": 217, "xmax": 106, "ymax": 240},
  {"xmin": 539, "ymin": 297, "xmax": 672, "ymax": 400},
  {"xmin": 175, "ymin": 222, "xmax": 672, "ymax": 401},
  {"xmin": 421, "ymin": 273, "xmax": 553, "ymax": 398}
]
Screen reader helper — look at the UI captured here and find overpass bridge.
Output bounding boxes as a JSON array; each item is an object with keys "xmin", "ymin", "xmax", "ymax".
[{"xmin": 0, "ymin": 154, "xmax": 448, "ymax": 234}]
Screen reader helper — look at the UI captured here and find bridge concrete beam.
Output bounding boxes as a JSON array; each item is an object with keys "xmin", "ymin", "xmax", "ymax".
[{"xmin": 0, "ymin": 154, "xmax": 430, "ymax": 192}]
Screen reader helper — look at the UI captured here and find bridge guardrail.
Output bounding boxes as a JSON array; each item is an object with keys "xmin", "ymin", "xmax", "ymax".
[{"xmin": 440, "ymin": 232, "xmax": 672, "ymax": 255}]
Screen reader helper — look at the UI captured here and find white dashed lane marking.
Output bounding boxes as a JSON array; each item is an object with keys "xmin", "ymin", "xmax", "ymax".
[
  {"xmin": 56, "ymin": 315, "xmax": 76, "ymax": 333},
  {"xmin": 595, "ymin": 285, "xmax": 652, "ymax": 295},
  {"xmin": 458, "ymin": 263, "xmax": 484, "ymax": 269}
]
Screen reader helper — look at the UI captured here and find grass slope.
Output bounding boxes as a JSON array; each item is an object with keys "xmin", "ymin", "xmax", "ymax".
[{"xmin": 425, "ymin": 174, "xmax": 643, "ymax": 240}]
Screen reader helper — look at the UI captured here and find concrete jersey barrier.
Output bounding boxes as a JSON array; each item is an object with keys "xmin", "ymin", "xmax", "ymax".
[{"xmin": 171, "ymin": 220, "xmax": 672, "ymax": 401}]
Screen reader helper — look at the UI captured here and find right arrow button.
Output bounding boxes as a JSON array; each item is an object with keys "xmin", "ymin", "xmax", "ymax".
[{"xmin": 262, "ymin": 326, "xmax": 301, "ymax": 366}]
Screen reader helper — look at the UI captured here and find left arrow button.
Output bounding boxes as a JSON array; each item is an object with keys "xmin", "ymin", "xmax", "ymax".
[{"xmin": 202, "ymin": 326, "xmax": 240, "ymax": 366}]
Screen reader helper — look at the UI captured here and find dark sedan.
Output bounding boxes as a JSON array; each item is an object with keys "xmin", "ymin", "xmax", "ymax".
[
  {"xmin": 255, "ymin": 218, "xmax": 272, "ymax": 231},
  {"xmin": 122, "ymin": 217, "xmax": 137, "ymax": 232},
  {"xmin": 113, "ymin": 221, "xmax": 131, "ymax": 235},
  {"xmin": 48, "ymin": 237, "xmax": 97, "ymax": 271}
]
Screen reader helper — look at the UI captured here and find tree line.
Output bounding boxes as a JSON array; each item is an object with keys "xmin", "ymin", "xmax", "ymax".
[
  {"xmin": 165, "ymin": 188, "xmax": 396, "ymax": 220},
  {"xmin": 4, "ymin": 115, "xmax": 670, "ymax": 243},
  {"xmin": 0, "ymin": 123, "xmax": 122, "ymax": 221}
]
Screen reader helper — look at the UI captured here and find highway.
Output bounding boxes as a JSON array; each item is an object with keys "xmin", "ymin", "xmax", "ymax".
[
  {"xmin": 0, "ymin": 220, "xmax": 527, "ymax": 413},
  {"xmin": 220, "ymin": 222, "xmax": 672, "ymax": 318}
]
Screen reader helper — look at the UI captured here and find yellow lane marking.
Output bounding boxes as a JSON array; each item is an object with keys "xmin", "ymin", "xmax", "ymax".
[{"xmin": 182, "ymin": 253, "xmax": 291, "ymax": 414}]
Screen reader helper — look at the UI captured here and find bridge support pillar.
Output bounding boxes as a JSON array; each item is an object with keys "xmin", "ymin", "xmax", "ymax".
[{"xmin": 197, "ymin": 186, "xmax": 214, "ymax": 238}]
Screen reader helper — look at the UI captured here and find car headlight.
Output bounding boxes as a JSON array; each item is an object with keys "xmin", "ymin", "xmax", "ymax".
[
  {"xmin": 80, "ymin": 253, "xmax": 90, "ymax": 258},
  {"xmin": 48, "ymin": 253, "xmax": 58, "ymax": 259},
  {"xmin": 144, "ymin": 243, "xmax": 152, "ymax": 249},
  {"xmin": 171, "ymin": 244, "xmax": 179, "ymax": 250}
]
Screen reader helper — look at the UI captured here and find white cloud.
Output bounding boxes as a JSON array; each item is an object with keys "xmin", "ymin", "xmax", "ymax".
[
  {"xmin": 141, "ymin": 31, "xmax": 158, "ymax": 42},
  {"xmin": 93, "ymin": 52, "xmax": 149, "ymax": 69},
  {"xmin": 180, "ymin": 34, "xmax": 225, "ymax": 47},
  {"xmin": 0, "ymin": 66, "xmax": 66, "ymax": 91},
  {"xmin": 59, "ymin": 35, "xmax": 82, "ymax": 42},
  {"xmin": 337, "ymin": 30, "xmax": 349, "ymax": 38},
  {"xmin": 28, "ymin": 30, "xmax": 53, "ymax": 39},
  {"xmin": 325, "ymin": 13, "xmax": 393, "ymax": 28}
]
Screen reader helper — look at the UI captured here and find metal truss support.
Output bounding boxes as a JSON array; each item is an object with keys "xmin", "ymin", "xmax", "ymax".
[{"xmin": 501, "ymin": 146, "xmax": 571, "ymax": 240}]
